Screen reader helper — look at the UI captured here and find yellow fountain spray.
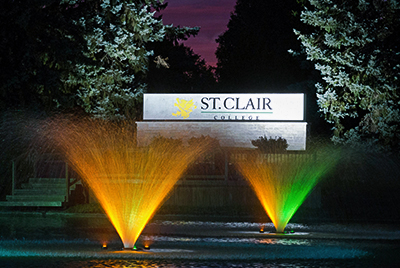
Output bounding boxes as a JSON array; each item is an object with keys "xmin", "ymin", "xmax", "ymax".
[{"xmin": 47, "ymin": 117, "xmax": 211, "ymax": 248}]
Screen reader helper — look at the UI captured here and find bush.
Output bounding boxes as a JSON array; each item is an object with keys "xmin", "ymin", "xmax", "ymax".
[{"xmin": 251, "ymin": 135, "xmax": 288, "ymax": 153}]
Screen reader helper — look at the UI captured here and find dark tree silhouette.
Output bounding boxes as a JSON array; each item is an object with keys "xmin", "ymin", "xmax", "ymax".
[
  {"xmin": 0, "ymin": 0, "xmax": 208, "ymax": 116},
  {"xmin": 147, "ymin": 27, "xmax": 217, "ymax": 93},
  {"xmin": 0, "ymin": 0, "xmax": 85, "ymax": 112},
  {"xmin": 215, "ymin": 0, "xmax": 307, "ymax": 91}
]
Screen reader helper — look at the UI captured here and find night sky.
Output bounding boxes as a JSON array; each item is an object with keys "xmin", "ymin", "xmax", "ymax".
[{"xmin": 160, "ymin": 0, "xmax": 236, "ymax": 67}]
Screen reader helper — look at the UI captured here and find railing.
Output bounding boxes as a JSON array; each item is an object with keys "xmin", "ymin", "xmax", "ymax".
[
  {"xmin": 11, "ymin": 160, "xmax": 15, "ymax": 196},
  {"xmin": 184, "ymin": 149, "xmax": 312, "ymax": 181},
  {"xmin": 9, "ymin": 150, "xmax": 312, "ymax": 203},
  {"xmin": 10, "ymin": 157, "xmax": 80, "ymax": 204}
]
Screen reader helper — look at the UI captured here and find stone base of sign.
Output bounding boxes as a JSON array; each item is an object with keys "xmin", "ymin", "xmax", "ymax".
[{"xmin": 136, "ymin": 122, "xmax": 307, "ymax": 150}]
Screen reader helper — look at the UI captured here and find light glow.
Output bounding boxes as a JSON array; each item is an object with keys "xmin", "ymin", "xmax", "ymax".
[
  {"xmin": 48, "ymin": 117, "xmax": 211, "ymax": 248},
  {"xmin": 236, "ymin": 150, "xmax": 338, "ymax": 233}
]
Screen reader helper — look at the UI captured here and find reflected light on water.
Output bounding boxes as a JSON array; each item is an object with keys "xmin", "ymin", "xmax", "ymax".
[{"xmin": 140, "ymin": 235, "xmax": 311, "ymax": 246}]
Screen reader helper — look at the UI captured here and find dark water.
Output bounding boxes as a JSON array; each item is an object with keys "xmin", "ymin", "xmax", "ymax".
[
  {"xmin": 0, "ymin": 213, "xmax": 399, "ymax": 267},
  {"xmin": 0, "ymin": 259, "xmax": 383, "ymax": 268},
  {"xmin": 0, "ymin": 258, "xmax": 399, "ymax": 268}
]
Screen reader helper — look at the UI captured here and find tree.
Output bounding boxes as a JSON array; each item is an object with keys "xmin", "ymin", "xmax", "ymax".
[
  {"xmin": 1, "ymin": 0, "xmax": 200, "ymax": 119},
  {"xmin": 0, "ymin": 0, "xmax": 83, "ymax": 112},
  {"xmin": 295, "ymin": 0, "xmax": 400, "ymax": 152},
  {"xmin": 146, "ymin": 26, "xmax": 217, "ymax": 93},
  {"xmin": 62, "ymin": 0, "xmax": 169, "ymax": 120},
  {"xmin": 215, "ymin": 0, "xmax": 307, "ymax": 91}
]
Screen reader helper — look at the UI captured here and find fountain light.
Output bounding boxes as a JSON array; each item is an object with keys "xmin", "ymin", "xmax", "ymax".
[
  {"xmin": 45, "ymin": 116, "xmax": 213, "ymax": 249},
  {"xmin": 236, "ymin": 146, "xmax": 339, "ymax": 233},
  {"xmin": 123, "ymin": 247, "xmax": 135, "ymax": 251}
]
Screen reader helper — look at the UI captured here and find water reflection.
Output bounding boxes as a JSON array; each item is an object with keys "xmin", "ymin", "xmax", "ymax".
[
  {"xmin": 1, "ymin": 215, "xmax": 399, "ymax": 267},
  {"xmin": 141, "ymin": 235, "xmax": 311, "ymax": 246},
  {"xmin": 0, "ymin": 258, "xmax": 389, "ymax": 268}
]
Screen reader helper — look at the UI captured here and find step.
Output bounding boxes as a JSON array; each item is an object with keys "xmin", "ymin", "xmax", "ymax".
[
  {"xmin": 28, "ymin": 178, "xmax": 68, "ymax": 184},
  {"xmin": 1, "ymin": 177, "xmax": 81, "ymax": 208},
  {"xmin": 21, "ymin": 183, "xmax": 67, "ymax": 189},
  {"xmin": 6, "ymin": 195, "xmax": 65, "ymax": 202},
  {"xmin": 13, "ymin": 189, "xmax": 67, "ymax": 195},
  {"xmin": 0, "ymin": 201, "xmax": 63, "ymax": 207}
]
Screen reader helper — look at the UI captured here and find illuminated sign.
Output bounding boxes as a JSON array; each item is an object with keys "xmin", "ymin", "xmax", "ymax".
[{"xmin": 143, "ymin": 93, "xmax": 304, "ymax": 121}]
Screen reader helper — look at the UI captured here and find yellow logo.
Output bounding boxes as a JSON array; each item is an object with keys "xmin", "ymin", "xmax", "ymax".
[{"xmin": 172, "ymin": 98, "xmax": 197, "ymax": 119}]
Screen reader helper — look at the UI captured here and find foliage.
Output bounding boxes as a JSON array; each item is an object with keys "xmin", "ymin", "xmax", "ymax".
[
  {"xmin": 0, "ymin": 0, "xmax": 83, "ymax": 112},
  {"xmin": 147, "ymin": 37, "xmax": 217, "ymax": 93},
  {"xmin": 61, "ymin": 0, "xmax": 168, "ymax": 120},
  {"xmin": 1, "ymin": 0, "xmax": 201, "ymax": 118},
  {"xmin": 215, "ymin": 0, "xmax": 307, "ymax": 91},
  {"xmin": 294, "ymin": 0, "xmax": 400, "ymax": 152},
  {"xmin": 251, "ymin": 135, "xmax": 289, "ymax": 153},
  {"xmin": 146, "ymin": 14, "xmax": 216, "ymax": 93}
]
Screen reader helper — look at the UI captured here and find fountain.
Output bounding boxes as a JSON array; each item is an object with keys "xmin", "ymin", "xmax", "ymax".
[
  {"xmin": 2, "ymin": 115, "xmax": 399, "ymax": 266},
  {"xmin": 45, "ymin": 116, "xmax": 211, "ymax": 249},
  {"xmin": 235, "ymin": 147, "xmax": 339, "ymax": 233}
]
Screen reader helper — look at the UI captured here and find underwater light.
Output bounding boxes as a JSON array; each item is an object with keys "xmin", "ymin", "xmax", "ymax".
[
  {"xmin": 282, "ymin": 230, "xmax": 295, "ymax": 234},
  {"xmin": 123, "ymin": 246, "xmax": 137, "ymax": 251},
  {"xmin": 271, "ymin": 230, "xmax": 295, "ymax": 234},
  {"xmin": 259, "ymin": 223, "xmax": 265, "ymax": 233}
]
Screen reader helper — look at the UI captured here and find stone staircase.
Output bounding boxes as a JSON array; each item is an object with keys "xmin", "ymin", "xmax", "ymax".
[{"xmin": 0, "ymin": 178, "xmax": 71, "ymax": 207}]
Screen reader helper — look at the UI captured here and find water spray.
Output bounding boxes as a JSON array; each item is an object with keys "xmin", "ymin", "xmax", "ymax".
[
  {"xmin": 46, "ymin": 117, "xmax": 213, "ymax": 250},
  {"xmin": 236, "ymin": 148, "xmax": 339, "ymax": 233}
]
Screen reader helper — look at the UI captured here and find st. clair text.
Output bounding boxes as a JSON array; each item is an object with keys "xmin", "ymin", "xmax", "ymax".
[{"xmin": 200, "ymin": 97, "xmax": 272, "ymax": 111}]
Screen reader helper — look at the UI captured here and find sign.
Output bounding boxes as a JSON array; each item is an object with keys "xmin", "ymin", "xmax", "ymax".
[{"xmin": 143, "ymin": 93, "xmax": 305, "ymax": 121}]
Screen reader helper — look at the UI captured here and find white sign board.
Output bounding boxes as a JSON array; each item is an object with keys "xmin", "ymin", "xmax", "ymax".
[{"xmin": 143, "ymin": 93, "xmax": 304, "ymax": 121}]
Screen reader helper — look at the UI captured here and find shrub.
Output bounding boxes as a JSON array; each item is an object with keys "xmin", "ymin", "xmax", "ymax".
[{"xmin": 251, "ymin": 135, "xmax": 288, "ymax": 153}]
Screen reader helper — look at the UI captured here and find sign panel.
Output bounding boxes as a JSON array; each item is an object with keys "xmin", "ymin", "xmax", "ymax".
[{"xmin": 143, "ymin": 93, "xmax": 304, "ymax": 121}]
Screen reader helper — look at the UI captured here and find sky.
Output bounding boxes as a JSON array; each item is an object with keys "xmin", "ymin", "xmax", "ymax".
[{"xmin": 159, "ymin": 0, "xmax": 237, "ymax": 67}]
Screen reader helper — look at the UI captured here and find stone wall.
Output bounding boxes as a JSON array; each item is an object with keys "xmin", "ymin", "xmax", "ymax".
[{"xmin": 136, "ymin": 122, "xmax": 307, "ymax": 150}]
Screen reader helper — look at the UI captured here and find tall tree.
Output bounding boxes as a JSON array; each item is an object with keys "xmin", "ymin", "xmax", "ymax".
[
  {"xmin": 62, "ymin": 0, "xmax": 168, "ymax": 119},
  {"xmin": 146, "ymin": 26, "xmax": 217, "ymax": 94},
  {"xmin": 215, "ymin": 0, "xmax": 307, "ymax": 91},
  {"xmin": 0, "ymin": 0, "xmax": 83, "ymax": 112},
  {"xmin": 1, "ymin": 0, "xmax": 200, "ymax": 119},
  {"xmin": 295, "ymin": 0, "xmax": 400, "ymax": 151}
]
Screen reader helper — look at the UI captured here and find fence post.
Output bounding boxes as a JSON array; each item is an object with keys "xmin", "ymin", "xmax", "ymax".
[
  {"xmin": 11, "ymin": 160, "xmax": 15, "ymax": 196},
  {"xmin": 65, "ymin": 162, "xmax": 69, "ymax": 203},
  {"xmin": 224, "ymin": 151, "xmax": 229, "ymax": 181}
]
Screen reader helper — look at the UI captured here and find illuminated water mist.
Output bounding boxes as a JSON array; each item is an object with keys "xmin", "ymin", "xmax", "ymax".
[
  {"xmin": 47, "ymin": 117, "xmax": 210, "ymax": 248},
  {"xmin": 236, "ymin": 148, "xmax": 339, "ymax": 233}
]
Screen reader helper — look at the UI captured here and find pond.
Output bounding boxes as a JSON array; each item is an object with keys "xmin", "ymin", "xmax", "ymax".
[{"xmin": 0, "ymin": 213, "xmax": 399, "ymax": 267}]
